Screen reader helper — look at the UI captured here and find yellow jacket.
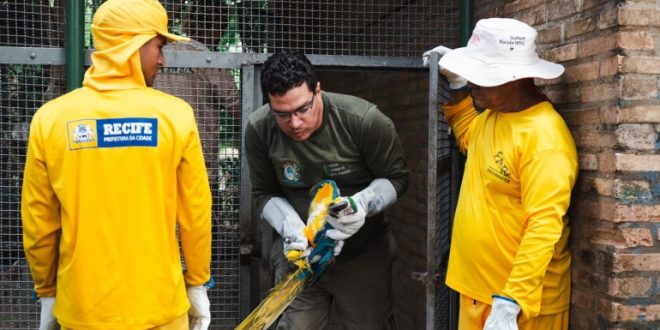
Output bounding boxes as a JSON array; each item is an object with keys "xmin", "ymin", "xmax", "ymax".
[
  {"xmin": 444, "ymin": 96, "xmax": 577, "ymax": 319},
  {"xmin": 22, "ymin": 86, "xmax": 212, "ymax": 329}
]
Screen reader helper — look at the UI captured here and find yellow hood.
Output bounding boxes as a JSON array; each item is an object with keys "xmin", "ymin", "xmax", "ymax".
[{"xmin": 83, "ymin": 0, "xmax": 189, "ymax": 91}]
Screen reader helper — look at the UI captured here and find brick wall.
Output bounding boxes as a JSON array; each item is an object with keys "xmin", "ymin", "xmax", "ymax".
[
  {"xmin": 320, "ymin": 69, "xmax": 431, "ymax": 329},
  {"xmin": 474, "ymin": 0, "xmax": 660, "ymax": 328}
]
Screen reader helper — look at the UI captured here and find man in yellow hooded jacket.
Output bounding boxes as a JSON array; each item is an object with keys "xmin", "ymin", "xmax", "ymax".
[
  {"xmin": 21, "ymin": 1, "xmax": 213, "ymax": 329},
  {"xmin": 424, "ymin": 18, "xmax": 578, "ymax": 330}
]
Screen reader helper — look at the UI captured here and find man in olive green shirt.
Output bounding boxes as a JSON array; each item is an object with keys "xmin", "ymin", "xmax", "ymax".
[{"xmin": 245, "ymin": 50, "xmax": 408, "ymax": 329}]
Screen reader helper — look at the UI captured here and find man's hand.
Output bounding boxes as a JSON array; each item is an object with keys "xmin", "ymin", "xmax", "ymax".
[
  {"xmin": 422, "ymin": 46, "xmax": 468, "ymax": 90},
  {"xmin": 282, "ymin": 217, "xmax": 309, "ymax": 262},
  {"xmin": 187, "ymin": 285, "xmax": 211, "ymax": 330},
  {"xmin": 484, "ymin": 295, "xmax": 520, "ymax": 330},
  {"xmin": 39, "ymin": 296, "xmax": 57, "ymax": 330},
  {"xmin": 326, "ymin": 196, "xmax": 366, "ymax": 241},
  {"xmin": 262, "ymin": 197, "xmax": 309, "ymax": 262}
]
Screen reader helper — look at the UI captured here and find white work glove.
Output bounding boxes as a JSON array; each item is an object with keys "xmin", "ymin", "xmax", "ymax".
[
  {"xmin": 326, "ymin": 179, "xmax": 398, "ymax": 242},
  {"xmin": 262, "ymin": 197, "xmax": 308, "ymax": 261},
  {"xmin": 333, "ymin": 240, "xmax": 345, "ymax": 256},
  {"xmin": 187, "ymin": 285, "xmax": 211, "ymax": 330},
  {"xmin": 326, "ymin": 196, "xmax": 366, "ymax": 241},
  {"xmin": 39, "ymin": 296, "xmax": 57, "ymax": 330},
  {"xmin": 484, "ymin": 295, "xmax": 520, "ymax": 330},
  {"xmin": 422, "ymin": 46, "xmax": 468, "ymax": 90}
]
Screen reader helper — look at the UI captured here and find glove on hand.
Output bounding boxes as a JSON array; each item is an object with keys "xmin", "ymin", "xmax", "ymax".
[
  {"xmin": 262, "ymin": 197, "xmax": 309, "ymax": 261},
  {"xmin": 422, "ymin": 45, "xmax": 468, "ymax": 90},
  {"xmin": 187, "ymin": 285, "xmax": 211, "ymax": 330},
  {"xmin": 484, "ymin": 295, "xmax": 520, "ymax": 330},
  {"xmin": 39, "ymin": 296, "xmax": 57, "ymax": 330},
  {"xmin": 326, "ymin": 196, "xmax": 366, "ymax": 241}
]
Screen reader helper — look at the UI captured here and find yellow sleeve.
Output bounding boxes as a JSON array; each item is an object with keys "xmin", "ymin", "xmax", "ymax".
[
  {"xmin": 501, "ymin": 149, "xmax": 577, "ymax": 319},
  {"xmin": 21, "ymin": 114, "xmax": 60, "ymax": 298},
  {"xmin": 442, "ymin": 95, "xmax": 479, "ymax": 153},
  {"xmin": 177, "ymin": 119, "xmax": 212, "ymax": 286}
]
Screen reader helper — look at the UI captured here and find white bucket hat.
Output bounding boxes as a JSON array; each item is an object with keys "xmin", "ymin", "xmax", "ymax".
[{"xmin": 438, "ymin": 18, "xmax": 564, "ymax": 87}]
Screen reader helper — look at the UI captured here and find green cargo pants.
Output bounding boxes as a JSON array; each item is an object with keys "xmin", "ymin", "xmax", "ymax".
[{"xmin": 271, "ymin": 230, "xmax": 397, "ymax": 330}]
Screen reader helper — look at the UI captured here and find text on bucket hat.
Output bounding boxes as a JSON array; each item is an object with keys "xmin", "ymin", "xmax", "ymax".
[{"xmin": 438, "ymin": 18, "xmax": 564, "ymax": 87}]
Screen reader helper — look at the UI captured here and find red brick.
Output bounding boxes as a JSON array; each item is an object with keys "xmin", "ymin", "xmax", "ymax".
[
  {"xmin": 537, "ymin": 25, "xmax": 562, "ymax": 44},
  {"xmin": 565, "ymin": 16, "xmax": 597, "ymax": 39},
  {"xmin": 561, "ymin": 107, "xmax": 599, "ymax": 126},
  {"xmin": 614, "ymin": 179, "xmax": 653, "ymax": 200},
  {"xmin": 621, "ymin": 56, "xmax": 660, "ymax": 74},
  {"xmin": 504, "ymin": 0, "xmax": 546, "ymax": 13},
  {"xmin": 580, "ymin": 83, "xmax": 619, "ymax": 102},
  {"xmin": 579, "ymin": 34, "xmax": 617, "ymax": 58},
  {"xmin": 598, "ymin": 7, "xmax": 618, "ymax": 30},
  {"xmin": 591, "ymin": 227, "xmax": 653, "ymax": 248},
  {"xmin": 612, "ymin": 253, "xmax": 660, "ymax": 272},
  {"xmin": 618, "ymin": 6, "xmax": 660, "ymax": 26},
  {"xmin": 615, "ymin": 153, "xmax": 660, "ymax": 172},
  {"xmin": 599, "ymin": 55, "xmax": 623, "ymax": 77},
  {"xmin": 616, "ymin": 31, "xmax": 655, "ymax": 50},
  {"xmin": 564, "ymin": 61, "xmax": 600, "ymax": 83},
  {"xmin": 574, "ymin": 129, "xmax": 616, "ymax": 149},
  {"xmin": 545, "ymin": 43, "xmax": 578, "ymax": 62},
  {"xmin": 548, "ymin": 0, "xmax": 580, "ymax": 20},
  {"xmin": 607, "ymin": 277, "xmax": 653, "ymax": 298},
  {"xmin": 579, "ymin": 153, "xmax": 599, "ymax": 171},
  {"xmin": 593, "ymin": 177, "xmax": 614, "ymax": 196},
  {"xmin": 617, "ymin": 105, "xmax": 660, "ymax": 123},
  {"xmin": 518, "ymin": 7, "xmax": 547, "ymax": 26},
  {"xmin": 601, "ymin": 299, "xmax": 660, "ymax": 321},
  {"xmin": 576, "ymin": 199, "xmax": 660, "ymax": 223},
  {"xmin": 615, "ymin": 124, "xmax": 657, "ymax": 150}
]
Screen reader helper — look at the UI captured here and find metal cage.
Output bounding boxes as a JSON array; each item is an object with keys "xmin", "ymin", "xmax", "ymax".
[{"xmin": 0, "ymin": 1, "xmax": 460, "ymax": 328}]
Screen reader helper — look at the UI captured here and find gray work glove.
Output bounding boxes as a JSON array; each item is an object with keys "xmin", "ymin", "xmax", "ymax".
[
  {"xmin": 187, "ymin": 285, "xmax": 211, "ymax": 330},
  {"xmin": 326, "ymin": 179, "xmax": 397, "ymax": 244},
  {"xmin": 422, "ymin": 46, "xmax": 468, "ymax": 89},
  {"xmin": 262, "ymin": 197, "xmax": 308, "ymax": 262},
  {"xmin": 484, "ymin": 295, "xmax": 520, "ymax": 330},
  {"xmin": 39, "ymin": 296, "xmax": 57, "ymax": 330}
]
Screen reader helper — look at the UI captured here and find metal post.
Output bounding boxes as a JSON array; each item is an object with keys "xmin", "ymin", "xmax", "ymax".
[
  {"xmin": 449, "ymin": 1, "xmax": 473, "ymax": 329},
  {"xmin": 459, "ymin": 0, "xmax": 474, "ymax": 46},
  {"xmin": 65, "ymin": 0, "xmax": 84, "ymax": 91},
  {"xmin": 426, "ymin": 51, "xmax": 440, "ymax": 330}
]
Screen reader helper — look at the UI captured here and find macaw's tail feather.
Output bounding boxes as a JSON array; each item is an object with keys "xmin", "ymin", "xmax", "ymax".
[
  {"xmin": 235, "ymin": 180, "xmax": 341, "ymax": 330},
  {"xmin": 235, "ymin": 268, "xmax": 310, "ymax": 330}
]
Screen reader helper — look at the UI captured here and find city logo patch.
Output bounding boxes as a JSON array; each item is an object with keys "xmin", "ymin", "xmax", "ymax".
[
  {"xmin": 67, "ymin": 118, "xmax": 158, "ymax": 150},
  {"xmin": 67, "ymin": 119, "xmax": 98, "ymax": 150},
  {"xmin": 487, "ymin": 151, "xmax": 510, "ymax": 183},
  {"xmin": 282, "ymin": 161, "xmax": 301, "ymax": 183},
  {"xmin": 97, "ymin": 118, "xmax": 158, "ymax": 148}
]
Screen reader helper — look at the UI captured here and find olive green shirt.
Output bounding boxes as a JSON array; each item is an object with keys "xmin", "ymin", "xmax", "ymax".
[{"xmin": 245, "ymin": 92, "xmax": 408, "ymax": 259}]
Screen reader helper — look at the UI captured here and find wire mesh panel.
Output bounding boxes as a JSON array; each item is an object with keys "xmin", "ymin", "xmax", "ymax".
[
  {"xmin": 162, "ymin": 0, "xmax": 458, "ymax": 56},
  {"xmin": 0, "ymin": 1, "xmax": 64, "ymax": 48},
  {"xmin": 154, "ymin": 41, "xmax": 243, "ymax": 327},
  {"xmin": 434, "ymin": 112, "xmax": 453, "ymax": 330},
  {"xmin": 0, "ymin": 63, "xmax": 66, "ymax": 329},
  {"xmin": 0, "ymin": 2, "xmax": 66, "ymax": 328}
]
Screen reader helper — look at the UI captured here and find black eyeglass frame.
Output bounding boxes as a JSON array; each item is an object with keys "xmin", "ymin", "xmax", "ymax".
[{"xmin": 270, "ymin": 92, "xmax": 317, "ymax": 121}]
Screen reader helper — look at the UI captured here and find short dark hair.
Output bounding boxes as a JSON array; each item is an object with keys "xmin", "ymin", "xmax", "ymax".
[{"xmin": 261, "ymin": 50, "xmax": 318, "ymax": 97}]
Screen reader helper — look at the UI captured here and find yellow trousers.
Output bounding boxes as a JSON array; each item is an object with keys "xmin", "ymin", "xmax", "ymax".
[
  {"xmin": 458, "ymin": 294, "xmax": 568, "ymax": 330},
  {"xmin": 62, "ymin": 312, "xmax": 189, "ymax": 330}
]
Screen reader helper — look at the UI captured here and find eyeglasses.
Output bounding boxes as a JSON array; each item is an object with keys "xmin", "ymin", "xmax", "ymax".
[{"xmin": 271, "ymin": 93, "xmax": 316, "ymax": 122}]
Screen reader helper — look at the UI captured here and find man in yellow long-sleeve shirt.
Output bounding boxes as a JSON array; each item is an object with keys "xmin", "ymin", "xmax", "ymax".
[
  {"xmin": 423, "ymin": 18, "xmax": 578, "ymax": 330},
  {"xmin": 21, "ymin": 1, "xmax": 213, "ymax": 329}
]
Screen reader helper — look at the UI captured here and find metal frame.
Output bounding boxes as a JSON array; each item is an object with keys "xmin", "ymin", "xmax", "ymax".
[
  {"xmin": 0, "ymin": 48, "xmax": 423, "ymax": 69},
  {"xmin": 426, "ymin": 51, "xmax": 440, "ymax": 329}
]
